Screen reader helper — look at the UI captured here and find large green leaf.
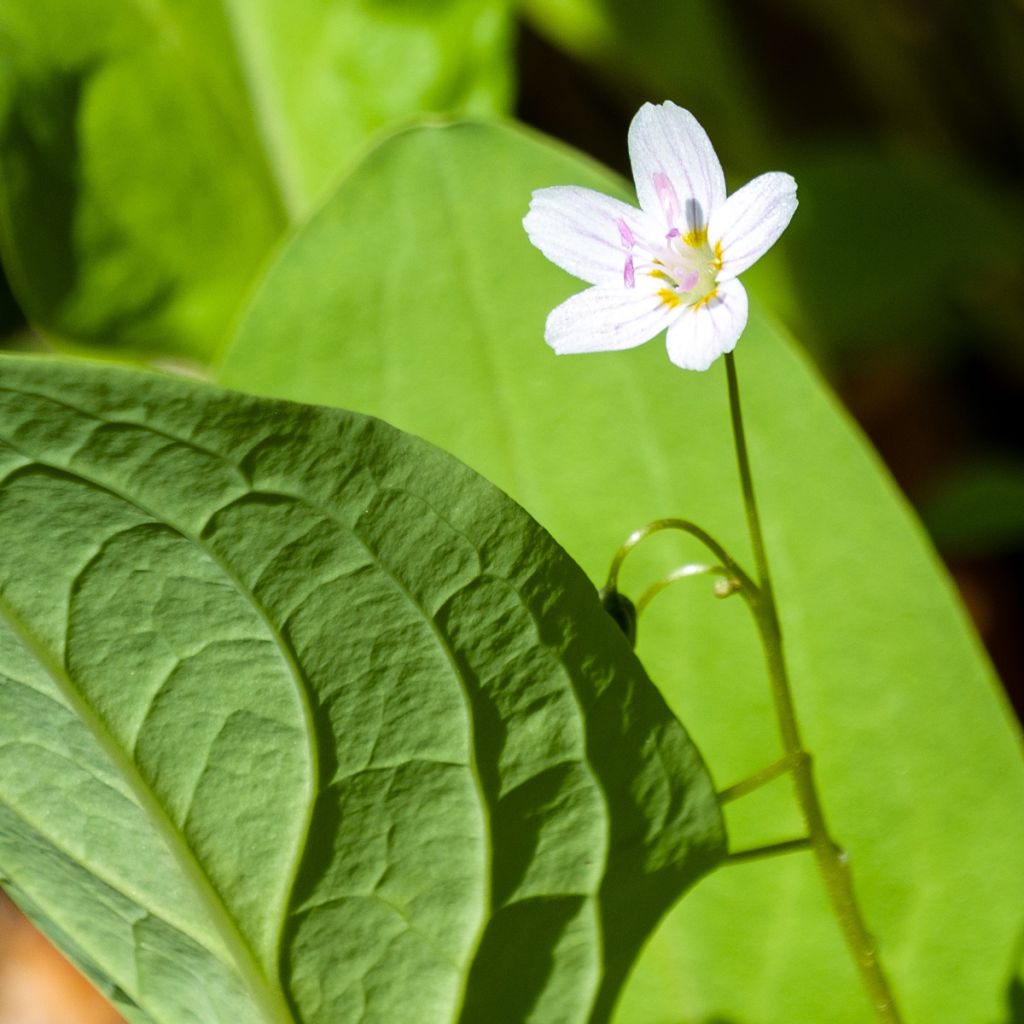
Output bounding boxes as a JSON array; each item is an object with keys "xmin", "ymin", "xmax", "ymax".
[
  {"xmin": 0, "ymin": 0, "xmax": 513, "ymax": 359},
  {"xmin": 220, "ymin": 120, "xmax": 1024, "ymax": 1024},
  {"xmin": 0, "ymin": 354, "xmax": 724, "ymax": 1023}
]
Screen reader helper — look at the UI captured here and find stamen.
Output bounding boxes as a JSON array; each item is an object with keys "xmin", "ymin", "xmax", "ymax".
[
  {"xmin": 617, "ymin": 218, "xmax": 635, "ymax": 248},
  {"xmin": 682, "ymin": 227, "xmax": 709, "ymax": 248},
  {"xmin": 683, "ymin": 198, "xmax": 704, "ymax": 232},
  {"xmin": 623, "ymin": 256, "xmax": 635, "ymax": 289},
  {"xmin": 653, "ymin": 172, "xmax": 680, "ymax": 224}
]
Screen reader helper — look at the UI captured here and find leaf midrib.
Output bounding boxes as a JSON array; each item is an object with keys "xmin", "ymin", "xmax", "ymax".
[
  {"xmin": 0, "ymin": 788, "xmax": 230, "ymax": 967},
  {"xmin": 0, "ymin": 589, "xmax": 297, "ymax": 1024},
  {"xmin": 0, "ymin": 443, "xmax": 314, "ymax": 1024},
  {"xmin": 6, "ymin": 434, "xmax": 497, "ymax": 1022},
  {"xmin": 2, "ymin": 396, "xmax": 501, "ymax": 1020},
  {"xmin": 3, "ymin": 379, "xmax": 619, "ymax": 1022}
]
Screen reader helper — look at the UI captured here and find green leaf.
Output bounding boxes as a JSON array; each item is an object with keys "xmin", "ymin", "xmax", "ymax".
[
  {"xmin": 0, "ymin": 0, "xmax": 514, "ymax": 359},
  {"xmin": 0, "ymin": 353, "xmax": 724, "ymax": 1024},
  {"xmin": 921, "ymin": 459, "xmax": 1024, "ymax": 558},
  {"xmin": 219, "ymin": 119, "xmax": 1024, "ymax": 1024}
]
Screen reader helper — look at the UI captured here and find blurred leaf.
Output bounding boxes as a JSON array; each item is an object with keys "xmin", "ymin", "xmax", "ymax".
[
  {"xmin": 771, "ymin": 0, "xmax": 948, "ymax": 145},
  {"xmin": 220, "ymin": 119, "xmax": 1024, "ymax": 1024},
  {"xmin": 521, "ymin": 0, "xmax": 769, "ymax": 166},
  {"xmin": 784, "ymin": 146, "xmax": 1023, "ymax": 361},
  {"xmin": 922, "ymin": 460, "xmax": 1024, "ymax": 557},
  {"xmin": 0, "ymin": 353, "xmax": 723, "ymax": 1024},
  {"xmin": 0, "ymin": 0, "xmax": 514, "ymax": 359}
]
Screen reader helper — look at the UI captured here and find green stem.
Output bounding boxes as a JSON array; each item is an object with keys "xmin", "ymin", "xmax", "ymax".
[
  {"xmin": 717, "ymin": 751, "xmax": 807, "ymax": 804},
  {"xmin": 636, "ymin": 562, "xmax": 736, "ymax": 614},
  {"xmin": 724, "ymin": 352, "xmax": 904, "ymax": 1024},
  {"xmin": 726, "ymin": 837, "xmax": 813, "ymax": 865},
  {"xmin": 604, "ymin": 518, "xmax": 757, "ymax": 598}
]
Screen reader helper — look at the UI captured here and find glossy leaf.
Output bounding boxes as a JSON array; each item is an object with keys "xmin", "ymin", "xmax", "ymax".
[
  {"xmin": 220, "ymin": 119, "xmax": 1024, "ymax": 1024},
  {"xmin": 0, "ymin": 0, "xmax": 513, "ymax": 359},
  {"xmin": 0, "ymin": 354, "xmax": 725, "ymax": 1023}
]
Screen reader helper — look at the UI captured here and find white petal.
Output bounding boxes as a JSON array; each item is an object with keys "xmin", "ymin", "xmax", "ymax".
[
  {"xmin": 628, "ymin": 101, "xmax": 726, "ymax": 232},
  {"xmin": 545, "ymin": 283, "xmax": 677, "ymax": 355},
  {"xmin": 524, "ymin": 186, "xmax": 654, "ymax": 286},
  {"xmin": 664, "ymin": 279, "xmax": 748, "ymax": 371},
  {"xmin": 709, "ymin": 172, "xmax": 797, "ymax": 281}
]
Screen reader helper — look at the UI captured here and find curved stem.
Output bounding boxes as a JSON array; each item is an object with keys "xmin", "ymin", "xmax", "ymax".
[
  {"xmin": 635, "ymin": 563, "xmax": 738, "ymax": 615},
  {"xmin": 604, "ymin": 518, "xmax": 757, "ymax": 599},
  {"xmin": 724, "ymin": 352, "xmax": 903, "ymax": 1024}
]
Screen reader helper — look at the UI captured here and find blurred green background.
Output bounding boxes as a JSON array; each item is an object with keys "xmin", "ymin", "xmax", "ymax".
[{"xmin": 3, "ymin": 0, "xmax": 1020, "ymax": 713}]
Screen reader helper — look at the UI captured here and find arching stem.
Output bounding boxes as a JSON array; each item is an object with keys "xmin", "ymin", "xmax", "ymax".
[
  {"xmin": 636, "ymin": 563, "xmax": 739, "ymax": 614},
  {"xmin": 724, "ymin": 352, "xmax": 903, "ymax": 1023},
  {"xmin": 603, "ymin": 518, "xmax": 757, "ymax": 599}
]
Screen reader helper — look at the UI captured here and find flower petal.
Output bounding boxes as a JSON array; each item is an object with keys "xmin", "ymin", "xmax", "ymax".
[
  {"xmin": 523, "ymin": 186, "xmax": 654, "ymax": 286},
  {"xmin": 545, "ymin": 284, "xmax": 677, "ymax": 355},
  {"xmin": 628, "ymin": 101, "xmax": 726, "ymax": 232},
  {"xmin": 664, "ymin": 279, "xmax": 748, "ymax": 371},
  {"xmin": 709, "ymin": 172, "xmax": 798, "ymax": 281}
]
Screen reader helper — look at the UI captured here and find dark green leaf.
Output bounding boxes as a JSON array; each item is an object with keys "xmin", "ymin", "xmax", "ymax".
[{"xmin": 0, "ymin": 353, "xmax": 723, "ymax": 1023}]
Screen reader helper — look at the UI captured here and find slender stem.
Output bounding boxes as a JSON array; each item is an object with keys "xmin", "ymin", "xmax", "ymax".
[
  {"xmin": 717, "ymin": 751, "xmax": 807, "ymax": 804},
  {"xmin": 726, "ymin": 836, "xmax": 812, "ymax": 865},
  {"xmin": 604, "ymin": 518, "xmax": 758, "ymax": 599},
  {"xmin": 723, "ymin": 352, "xmax": 903, "ymax": 1024},
  {"xmin": 636, "ymin": 563, "xmax": 736, "ymax": 614}
]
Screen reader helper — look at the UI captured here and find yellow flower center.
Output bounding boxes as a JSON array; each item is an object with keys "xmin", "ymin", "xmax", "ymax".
[{"xmin": 651, "ymin": 228, "xmax": 722, "ymax": 310}]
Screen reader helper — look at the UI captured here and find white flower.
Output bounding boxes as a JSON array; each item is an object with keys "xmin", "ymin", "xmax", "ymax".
[{"xmin": 523, "ymin": 101, "xmax": 798, "ymax": 371}]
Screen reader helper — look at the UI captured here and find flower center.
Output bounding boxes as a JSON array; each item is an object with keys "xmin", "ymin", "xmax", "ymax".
[{"xmin": 651, "ymin": 227, "xmax": 721, "ymax": 310}]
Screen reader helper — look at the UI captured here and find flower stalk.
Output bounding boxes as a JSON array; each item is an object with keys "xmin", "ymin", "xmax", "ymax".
[{"xmin": 724, "ymin": 351, "xmax": 904, "ymax": 1024}]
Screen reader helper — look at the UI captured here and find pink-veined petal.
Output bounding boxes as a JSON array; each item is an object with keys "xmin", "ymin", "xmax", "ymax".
[
  {"xmin": 709, "ymin": 172, "xmax": 798, "ymax": 281},
  {"xmin": 628, "ymin": 102, "xmax": 726, "ymax": 232},
  {"xmin": 524, "ymin": 186, "xmax": 654, "ymax": 286},
  {"xmin": 664, "ymin": 279, "xmax": 748, "ymax": 371},
  {"xmin": 545, "ymin": 283, "xmax": 677, "ymax": 355}
]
